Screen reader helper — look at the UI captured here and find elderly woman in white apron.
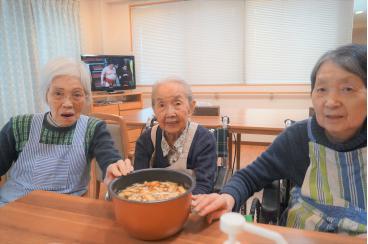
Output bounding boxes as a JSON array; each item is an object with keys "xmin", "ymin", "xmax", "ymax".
[
  {"xmin": 132, "ymin": 78, "xmax": 217, "ymax": 194},
  {"xmin": 0, "ymin": 57, "xmax": 132, "ymax": 206},
  {"xmin": 192, "ymin": 44, "xmax": 366, "ymax": 235}
]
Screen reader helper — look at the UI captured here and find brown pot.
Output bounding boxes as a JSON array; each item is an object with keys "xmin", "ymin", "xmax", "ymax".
[{"xmin": 108, "ymin": 168, "xmax": 195, "ymax": 241}]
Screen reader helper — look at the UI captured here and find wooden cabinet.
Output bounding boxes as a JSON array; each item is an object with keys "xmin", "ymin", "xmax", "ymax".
[
  {"xmin": 91, "ymin": 91, "xmax": 143, "ymax": 115},
  {"xmin": 90, "ymin": 91, "xmax": 144, "ymax": 159}
]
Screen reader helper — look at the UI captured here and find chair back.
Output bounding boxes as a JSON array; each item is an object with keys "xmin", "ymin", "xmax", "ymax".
[
  {"xmin": 91, "ymin": 113, "xmax": 130, "ymax": 158},
  {"xmin": 88, "ymin": 113, "xmax": 130, "ymax": 199},
  {"xmin": 193, "ymin": 105, "xmax": 220, "ymax": 116}
]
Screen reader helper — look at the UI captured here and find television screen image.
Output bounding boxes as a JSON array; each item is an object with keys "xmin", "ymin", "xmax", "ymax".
[{"xmin": 81, "ymin": 55, "xmax": 136, "ymax": 92}]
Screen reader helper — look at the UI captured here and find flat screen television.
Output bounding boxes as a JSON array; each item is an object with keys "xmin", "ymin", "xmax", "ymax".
[{"xmin": 81, "ymin": 55, "xmax": 136, "ymax": 93}]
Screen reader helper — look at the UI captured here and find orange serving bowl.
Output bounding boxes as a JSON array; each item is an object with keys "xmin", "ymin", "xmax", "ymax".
[{"xmin": 108, "ymin": 168, "xmax": 195, "ymax": 241}]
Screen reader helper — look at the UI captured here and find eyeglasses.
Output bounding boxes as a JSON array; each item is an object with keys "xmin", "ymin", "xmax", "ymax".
[{"xmin": 49, "ymin": 91, "xmax": 86, "ymax": 102}]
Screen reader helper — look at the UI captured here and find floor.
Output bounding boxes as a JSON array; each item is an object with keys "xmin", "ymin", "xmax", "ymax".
[{"xmin": 238, "ymin": 144, "xmax": 268, "ymax": 169}]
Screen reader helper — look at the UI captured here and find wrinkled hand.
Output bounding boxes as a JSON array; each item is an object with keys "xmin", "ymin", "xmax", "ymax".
[
  {"xmin": 191, "ymin": 193, "xmax": 235, "ymax": 224},
  {"xmin": 104, "ymin": 159, "xmax": 133, "ymax": 186}
]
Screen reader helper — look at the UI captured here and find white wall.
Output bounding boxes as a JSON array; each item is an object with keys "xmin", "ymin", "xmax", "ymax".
[
  {"xmin": 80, "ymin": 0, "xmax": 152, "ymax": 55},
  {"xmin": 80, "ymin": 0, "xmax": 104, "ymax": 54},
  {"xmin": 139, "ymin": 84, "xmax": 312, "ymax": 110}
]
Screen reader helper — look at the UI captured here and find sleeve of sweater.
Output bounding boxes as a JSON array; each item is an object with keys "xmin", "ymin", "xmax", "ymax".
[
  {"xmin": 133, "ymin": 128, "xmax": 153, "ymax": 170},
  {"xmin": 221, "ymin": 121, "xmax": 310, "ymax": 211},
  {"xmin": 90, "ymin": 121, "xmax": 122, "ymax": 178},
  {"xmin": 189, "ymin": 126, "xmax": 217, "ymax": 194},
  {"xmin": 0, "ymin": 118, "xmax": 17, "ymax": 176}
]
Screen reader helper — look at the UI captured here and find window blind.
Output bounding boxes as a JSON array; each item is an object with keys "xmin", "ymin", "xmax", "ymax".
[
  {"xmin": 132, "ymin": 0, "xmax": 245, "ymax": 85},
  {"xmin": 244, "ymin": 0, "xmax": 354, "ymax": 84},
  {"xmin": 131, "ymin": 0, "xmax": 353, "ymax": 85}
]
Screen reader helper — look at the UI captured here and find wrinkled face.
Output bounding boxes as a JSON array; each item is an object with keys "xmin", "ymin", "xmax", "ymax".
[
  {"xmin": 47, "ymin": 75, "xmax": 86, "ymax": 127},
  {"xmin": 153, "ymin": 82, "xmax": 195, "ymax": 140},
  {"xmin": 312, "ymin": 61, "xmax": 367, "ymax": 143}
]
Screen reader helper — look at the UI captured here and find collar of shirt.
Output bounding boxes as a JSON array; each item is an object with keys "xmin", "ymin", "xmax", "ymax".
[
  {"xmin": 46, "ymin": 112, "xmax": 60, "ymax": 127},
  {"xmin": 161, "ymin": 122, "xmax": 190, "ymax": 163}
]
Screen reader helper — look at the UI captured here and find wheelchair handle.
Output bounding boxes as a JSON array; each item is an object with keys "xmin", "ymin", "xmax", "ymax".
[{"xmin": 221, "ymin": 116, "xmax": 230, "ymax": 129}]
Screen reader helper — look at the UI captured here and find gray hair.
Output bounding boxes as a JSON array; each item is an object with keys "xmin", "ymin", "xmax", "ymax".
[
  {"xmin": 311, "ymin": 44, "xmax": 367, "ymax": 92},
  {"xmin": 41, "ymin": 57, "xmax": 92, "ymax": 104},
  {"xmin": 151, "ymin": 77, "xmax": 193, "ymax": 106}
]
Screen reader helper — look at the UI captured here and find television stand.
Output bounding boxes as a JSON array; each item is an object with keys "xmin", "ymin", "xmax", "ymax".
[
  {"xmin": 107, "ymin": 90, "xmax": 125, "ymax": 94},
  {"xmin": 91, "ymin": 91, "xmax": 143, "ymax": 115}
]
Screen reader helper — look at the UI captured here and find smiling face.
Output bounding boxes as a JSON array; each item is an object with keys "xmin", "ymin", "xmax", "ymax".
[
  {"xmin": 153, "ymin": 82, "xmax": 195, "ymax": 143},
  {"xmin": 46, "ymin": 75, "xmax": 86, "ymax": 127},
  {"xmin": 312, "ymin": 61, "xmax": 367, "ymax": 143}
]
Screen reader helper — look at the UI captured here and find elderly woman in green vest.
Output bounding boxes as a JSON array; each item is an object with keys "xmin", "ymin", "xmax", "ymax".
[
  {"xmin": 192, "ymin": 44, "xmax": 367, "ymax": 235},
  {"xmin": 0, "ymin": 57, "xmax": 132, "ymax": 206}
]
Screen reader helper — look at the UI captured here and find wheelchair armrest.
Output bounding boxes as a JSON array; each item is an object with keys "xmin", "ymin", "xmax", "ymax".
[{"xmin": 260, "ymin": 180, "xmax": 280, "ymax": 224}]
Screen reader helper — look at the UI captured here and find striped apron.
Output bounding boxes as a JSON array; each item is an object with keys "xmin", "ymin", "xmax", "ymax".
[
  {"xmin": 287, "ymin": 118, "xmax": 367, "ymax": 234},
  {"xmin": 0, "ymin": 114, "xmax": 90, "ymax": 206}
]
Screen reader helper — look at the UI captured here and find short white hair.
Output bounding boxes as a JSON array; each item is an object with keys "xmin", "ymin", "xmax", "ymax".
[
  {"xmin": 151, "ymin": 76, "xmax": 193, "ymax": 106},
  {"xmin": 41, "ymin": 57, "xmax": 92, "ymax": 104}
]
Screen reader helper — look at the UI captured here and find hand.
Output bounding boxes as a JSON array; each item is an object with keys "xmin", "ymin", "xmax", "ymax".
[
  {"xmin": 191, "ymin": 193, "xmax": 235, "ymax": 224},
  {"xmin": 357, "ymin": 233, "xmax": 367, "ymax": 238},
  {"xmin": 104, "ymin": 159, "xmax": 133, "ymax": 186}
]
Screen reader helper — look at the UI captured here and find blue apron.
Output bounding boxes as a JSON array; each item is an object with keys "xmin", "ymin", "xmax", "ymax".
[{"xmin": 0, "ymin": 113, "xmax": 90, "ymax": 206}]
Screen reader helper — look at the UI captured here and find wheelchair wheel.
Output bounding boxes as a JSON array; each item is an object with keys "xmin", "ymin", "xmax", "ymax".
[{"xmin": 249, "ymin": 198, "xmax": 261, "ymax": 223}]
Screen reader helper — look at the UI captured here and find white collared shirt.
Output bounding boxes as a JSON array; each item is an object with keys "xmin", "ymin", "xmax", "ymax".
[{"xmin": 161, "ymin": 122, "xmax": 190, "ymax": 165}]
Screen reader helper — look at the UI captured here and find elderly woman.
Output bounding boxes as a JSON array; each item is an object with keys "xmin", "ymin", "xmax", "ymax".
[
  {"xmin": 0, "ymin": 57, "xmax": 132, "ymax": 206},
  {"xmin": 133, "ymin": 78, "xmax": 217, "ymax": 194},
  {"xmin": 192, "ymin": 44, "xmax": 367, "ymax": 235}
]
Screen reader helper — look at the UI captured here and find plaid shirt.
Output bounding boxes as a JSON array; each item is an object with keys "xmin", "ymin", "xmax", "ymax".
[{"xmin": 12, "ymin": 113, "xmax": 99, "ymax": 156}]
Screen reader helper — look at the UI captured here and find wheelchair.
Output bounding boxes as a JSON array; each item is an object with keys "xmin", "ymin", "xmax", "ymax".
[
  {"xmin": 211, "ymin": 116, "xmax": 233, "ymax": 193},
  {"xmin": 248, "ymin": 119, "xmax": 296, "ymax": 225}
]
